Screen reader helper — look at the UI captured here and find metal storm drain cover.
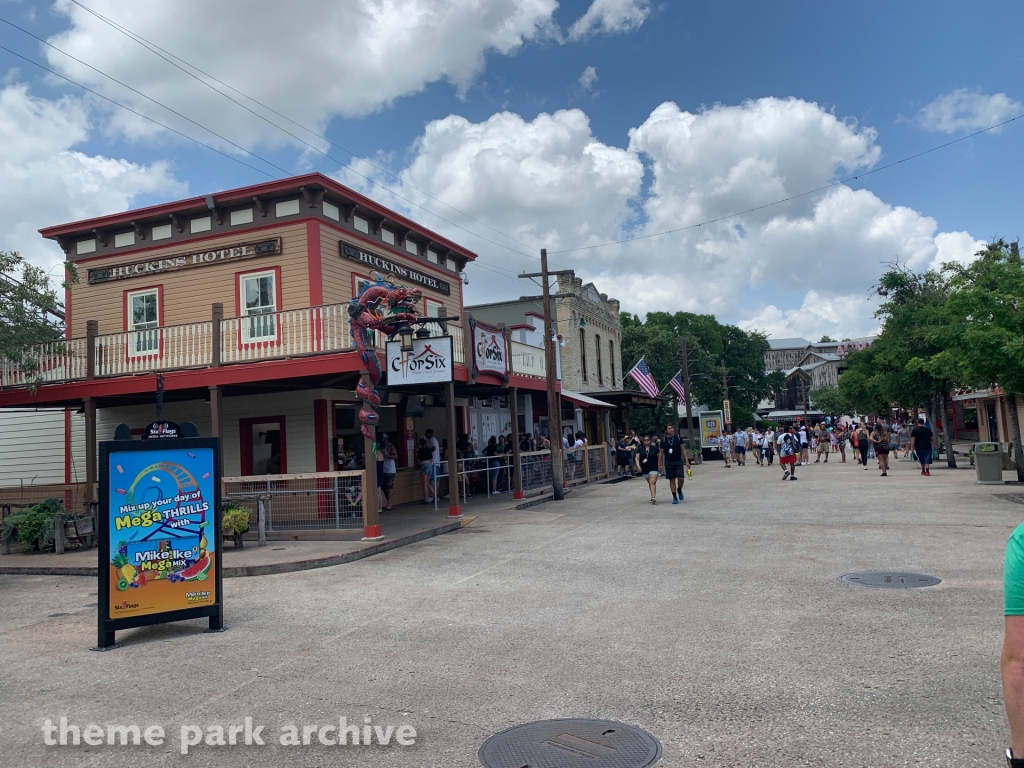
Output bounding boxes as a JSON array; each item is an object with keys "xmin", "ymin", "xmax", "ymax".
[
  {"xmin": 479, "ymin": 719, "xmax": 662, "ymax": 768},
  {"xmin": 841, "ymin": 571, "xmax": 941, "ymax": 589}
]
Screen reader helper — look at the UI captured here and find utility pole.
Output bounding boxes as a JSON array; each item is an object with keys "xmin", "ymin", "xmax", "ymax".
[
  {"xmin": 681, "ymin": 336, "xmax": 695, "ymax": 449},
  {"xmin": 721, "ymin": 359, "xmax": 731, "ymax": 429},
  {"xmin": 520, "ymin": 250, "xmax": 574, "ymax": 501}
]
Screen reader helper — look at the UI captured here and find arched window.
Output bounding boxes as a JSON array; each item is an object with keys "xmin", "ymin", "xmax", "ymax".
[
  {"xmin": 579, "ymin": 328, "xmax": 588, "ymax": 381},
  {"xmin": 609, "ymin": 339, "xmax": 616, "ymax": 386},
  {"xmin": 596, "ymin": 334, "xmax": 603, "ymax": 385}
]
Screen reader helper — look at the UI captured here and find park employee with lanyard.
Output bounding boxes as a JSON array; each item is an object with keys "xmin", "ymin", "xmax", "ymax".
[{"xmin": 660, "ymin": 423, "xmax": 692, "ymax": 504}]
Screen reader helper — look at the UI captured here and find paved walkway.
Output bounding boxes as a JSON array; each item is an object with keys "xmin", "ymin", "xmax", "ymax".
[
  {"xmin": 0, "ymin": 457, "xmax": 1018, "ymax": 766},
  {"xmin": 0, "ymin": 489, "xmax": 547, "ymax": 577}
]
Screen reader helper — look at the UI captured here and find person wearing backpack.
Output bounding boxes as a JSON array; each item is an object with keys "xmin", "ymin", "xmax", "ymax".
[{"xmin": 779, "ymin": 430, "xmax": 798, "ymax": 481}]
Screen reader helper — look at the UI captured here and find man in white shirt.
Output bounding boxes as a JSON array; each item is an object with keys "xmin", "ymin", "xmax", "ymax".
[
  {"xmin": 752, "ymin": 429, "xmax": 763, "ymax": 466},
  {"xmin": 798, "ymin": 425, "xmax": 809, "ymax": 465},
  {"xmin": 763, "ymin": 428, "xmax": 775, "ymax": 465},
  {"xmin": 425, "ymin": 428, "xmax": 441, "ymax": 471}
]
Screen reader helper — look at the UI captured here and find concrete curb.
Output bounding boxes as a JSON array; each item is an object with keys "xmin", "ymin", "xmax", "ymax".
[{"xmin": 0, "ymin": 517, "xmax": 473, "ymax": 578}]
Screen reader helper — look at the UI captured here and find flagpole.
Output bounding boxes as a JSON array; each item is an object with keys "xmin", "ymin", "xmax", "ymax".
[{"xmin": 681, "ymin": 336, "xmax": 695, "ymax": 451}]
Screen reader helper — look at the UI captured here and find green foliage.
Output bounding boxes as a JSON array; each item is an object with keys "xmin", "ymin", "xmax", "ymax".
[
  {"xmin": 1, "ymin": 252, "xmax": 73, "ymax": 388},
  {"xmin": 927, "ymin": 240, "xmax": 1024, "ymax": 394},
  {"xmin": 222, "ymin": 505, "xmax": 251, "ymax": 535},
  {"xmin": 818, "ymin": 335, "xmax": 836, "ymax": 343},
  {"xmin": 3, "ymin": 498, "xmax": 64, "ymax": 551},
  {"xmin": 620, "ymin": 310, "xmax": 775, "ymax": 430},
  {"xmin": 839, "ymin": 263, "xmax": 955, "ymax": 414},
  {"xmin": 809, "ymin": 384, "xmax": 851, "ymax": 416}
]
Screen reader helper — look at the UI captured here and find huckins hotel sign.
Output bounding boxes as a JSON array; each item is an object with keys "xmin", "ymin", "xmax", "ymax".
[
  {"xmin": 87, "ymin": 239, "xmax": 282, "ymax": 284},
  {"xmin": 340, "ymin": 243, "xmax": 450, "ymax": 296}
]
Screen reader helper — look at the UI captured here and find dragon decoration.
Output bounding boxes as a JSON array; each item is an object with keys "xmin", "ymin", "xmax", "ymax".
[{"xmin": 348, "ymin": 271, "xmax": 423, "ymax": 440}]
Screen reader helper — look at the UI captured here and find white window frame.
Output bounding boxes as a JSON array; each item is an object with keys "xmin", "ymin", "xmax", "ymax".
[
  {"xmin": 425, "ymin": 299, "xmax": 444, "ymax": 337},
  {"xmin": 230, "ymin": 208, "xmax": 254, "ymax": 225},
  {"xmin": 241, "ymin": 271, "xmax": 277, "ymax": 342},
  {"xmin": 381, "ymin": 229, "xmax": 395, "ymax": 245},
  {"xmin": 353, "ymin": 215, "xmax": 369, "ymax": 234},
  {"xmin": 191, "ymin": 215, "xmax": 212, "ymax": 233},
  {"xmin": 127, "ymin": 288, "xmax": 160, "ymax": 357},
  {"xmin": 151, "ymin": 224, "xmax": 172, "ymax": 241},
  {"xmin": 114, "ymin": 231, "xmax": 135, "ymax": 248},
  {"xmin": 405, "ymin": 239, "xmax": 419, "ymax": 256}
]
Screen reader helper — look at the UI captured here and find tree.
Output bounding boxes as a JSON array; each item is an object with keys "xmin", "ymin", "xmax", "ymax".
[
  {"xmin": 925, "ymin": 240, "xmax": 1024, "ymax": 480},
  {"xmin": 818, "ymin": 335, "xmax": 836, "ymax": 343},
  {"xmin": 836, "ymin": 263, "xmax": 961, "ymax": 465},
  {"xmin": 809, "ymin": 384, "xmax": 851, "ymax": 418},
  {"xmin": 620, "ymin": 310, "xmax": 778, "ymax": 434},
  {"xmin": 1, "ymin": 252, "xmax": 69, "ymax": 385}
]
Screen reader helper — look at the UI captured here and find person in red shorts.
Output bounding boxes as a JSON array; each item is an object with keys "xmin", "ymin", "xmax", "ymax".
[{"xmin": 778, "ymin": 429, "xmax": 798, "ymax": 481}]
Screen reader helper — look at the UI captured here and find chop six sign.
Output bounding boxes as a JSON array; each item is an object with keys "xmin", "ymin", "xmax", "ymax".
[{"xmin": 386, "ymin": 336, "xmax": 454, "ymax": 385}]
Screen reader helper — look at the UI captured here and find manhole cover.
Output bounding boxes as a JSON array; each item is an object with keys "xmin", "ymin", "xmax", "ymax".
[
  {"xmin": 841, "ymin": 571, "xmax": 941, "ymax": 588},
  {"xmin": 479, "ymin": 719, "xmax": 661, "ymax": 768}
]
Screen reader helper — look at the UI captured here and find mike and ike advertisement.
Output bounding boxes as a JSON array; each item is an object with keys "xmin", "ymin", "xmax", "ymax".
[{"xmin": 107, "ymin": 446, "xmax": 217, "ymax": 619}]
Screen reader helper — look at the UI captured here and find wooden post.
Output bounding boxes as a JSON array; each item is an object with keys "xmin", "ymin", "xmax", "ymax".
[
  {"xmin": 445, "ymin": 381, "xmax": 462, "ymax": 518},
  {"xmin": 84, "ymin": 397, "xmax": 97, "ymax": 502},
  {"xmin": 54, "ymin": 514, "xmax": 66, "ymax": 555},
  {"xmin": 86, "ymin": 320, "xmax": 97, "ymax": 379},
  {"xmin": 509, "ymin": 386, "xmax": 524, "ymax": 499},
  {"xmin": 211, "ymin": 302, "xmax": 223, "ymax": 368},
  {"xmin": 361, "ymin": 372, "xmax": 382, "ymax": 540}
]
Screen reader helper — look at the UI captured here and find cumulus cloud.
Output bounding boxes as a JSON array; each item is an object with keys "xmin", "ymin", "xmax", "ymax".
[
  {"xmin": 0, "ymin": 83, "xmax": 185, "ymax": 274},
  {"xmin": 578, "ymin": 65, "xmax": 598, "ymax": 93},
  {"xmin": 342, "ymin": 96, "xmax": 980, "ymax": 340},
  {"xmin": 45, "ymin": 0, "xmax": 560, "ymax": 149},
  {"xmin": 913, "ymin": 88, "xmax": 1023, "ymax": 133},
  {"xmin": 739, "ymin": 291, "xmax": 880, "ymax": 341},
  {"xmin": 569, "ymin": 0, "xmax": 651, "ymax": 40}
]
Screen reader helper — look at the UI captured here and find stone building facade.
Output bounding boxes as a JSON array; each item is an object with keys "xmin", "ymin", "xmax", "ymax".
[{"xmin": 554, "ymin": 273, "xmax": 622, "ymax": 395}]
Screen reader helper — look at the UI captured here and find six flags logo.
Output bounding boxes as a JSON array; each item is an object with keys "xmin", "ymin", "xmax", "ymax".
[
  {"xmin": 477, "ymin": 332, "xmax": 504, "ymax": 363},
  {"xmin": 392, "ymin": 344, "xmax": 449, "ymax": 376}
]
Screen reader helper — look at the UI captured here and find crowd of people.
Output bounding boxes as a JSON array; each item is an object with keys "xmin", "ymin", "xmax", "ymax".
[{"xmin": 710, "ymin": 417, "xmax": 936, "ymax": 481}]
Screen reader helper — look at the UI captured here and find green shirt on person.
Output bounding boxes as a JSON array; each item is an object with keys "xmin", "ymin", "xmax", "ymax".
[{"xmin": 1005, "ymin": 523, "xmax": 1024, "ymax": 615}]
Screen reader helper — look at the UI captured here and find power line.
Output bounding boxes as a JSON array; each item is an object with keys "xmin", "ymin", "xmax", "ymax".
[
  {"xmin": 0, "ymin": 44, "xmax": 278, "ymax": 179},
  {"xmin": 0, "ymin": 17, "xmax": 292, "ymax": 178},
  {"xmin": 61, "ymin": 1, "xmax": 542, "ymax": 262},
  {"xmin": 548, "ymin": 112, "xmax": 1024, "ymax": 254}
]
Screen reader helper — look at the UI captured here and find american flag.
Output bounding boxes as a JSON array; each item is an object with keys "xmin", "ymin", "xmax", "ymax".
[
  {"xmin": 627, "ymin": 357, "xmax": 659, "ymax": 398},
  {"xmin": 668, "ymin": 371, "xmax": 687, "ymax": 404}
]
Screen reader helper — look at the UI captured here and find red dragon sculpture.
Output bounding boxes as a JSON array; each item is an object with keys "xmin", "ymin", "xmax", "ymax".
[{"xmin": 348, "ymin": 272, "xmax": 422, "ymax": 439}]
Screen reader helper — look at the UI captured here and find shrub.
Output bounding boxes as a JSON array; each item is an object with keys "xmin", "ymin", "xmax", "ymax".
[{"xmin": 3, "ymin": 497, "xmax": 64, "ymax": 552}]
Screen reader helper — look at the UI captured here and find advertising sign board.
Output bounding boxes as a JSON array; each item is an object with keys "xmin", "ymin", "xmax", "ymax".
[
  {"xmin": 470, "ymin": 318, "xmax": 507, "ymax": 380},
  {"xmin": 700, "ymin": 411, "xmax": 725, "ymax": 452},
  {"xmin": 723, "ymin": 399, "xmax": 732, "ymax": 426},
  {"xmin": 97, "ymin": 437, "xmax": 223, "ymax": 649},
  {"xmin": 385, "ymin": 336, "xmax": 454, "ymax": 385}
]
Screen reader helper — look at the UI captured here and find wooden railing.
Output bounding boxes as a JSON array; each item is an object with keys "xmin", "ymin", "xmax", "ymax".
[{"xmin": 0, "ymin": 301, "xmax": 495, "ymax": 387}]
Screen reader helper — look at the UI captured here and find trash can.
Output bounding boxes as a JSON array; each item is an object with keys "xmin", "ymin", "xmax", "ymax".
[{"xmin": 975, "ymin": 442, "xmax": 1004, "ymax": 484}]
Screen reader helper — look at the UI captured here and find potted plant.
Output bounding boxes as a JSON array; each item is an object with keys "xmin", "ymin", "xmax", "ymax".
[{"xmin": 221, "ymin": 504, "xmax": 251, "ymax": 548}]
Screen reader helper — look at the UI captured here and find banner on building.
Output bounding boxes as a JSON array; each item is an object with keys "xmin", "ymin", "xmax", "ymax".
[
  {"xmin": 385, "ymin": 336, "xmax": 454, "ymax": 385},
  {"xmin": 97, "ymin": 437, "xmax": 223, "ymax": 649},
  {"xmin": 469, "ymin": 317, "xmax": 508, "ymax": 382}
]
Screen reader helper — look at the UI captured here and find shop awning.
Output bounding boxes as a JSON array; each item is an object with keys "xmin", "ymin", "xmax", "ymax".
[
  {"xmin": 561, "ymin": 389, "xmax": 616, "ymax": 409},
  {"xmin": 766, "ymin": 409, "xmax": 824, "ymax": 419}
]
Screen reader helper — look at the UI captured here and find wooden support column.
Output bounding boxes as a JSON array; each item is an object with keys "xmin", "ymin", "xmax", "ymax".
[
  {"xmin": 84, "ymin": 397, "xmax": 97, "ymax": 502},
  {"xmin": 445, "ymin": 381, "xmax": 463, "ymax": 518},
  {"xmin": 361, "ymin": 371, "xmax": 383, "ymax": 540},
  {"xmin": 86, "ymin": 320, "xmax": 97, "ymax": 380},
  {"xmin": 509, "ymin": 386, "xmax": 524, "ymax": 499},
  {"xmin": 211, "ymin": 302, "xmax": 223, "ymax": 369}
]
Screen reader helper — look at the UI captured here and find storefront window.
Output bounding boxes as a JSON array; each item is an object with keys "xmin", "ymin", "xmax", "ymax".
[
  {"xmin": 128, "ymin": 289, "xmax": 159, "ymax": 355},
  {"xmin": 243, "ymin": 272, "xmax": 276, "ymax": 341}
]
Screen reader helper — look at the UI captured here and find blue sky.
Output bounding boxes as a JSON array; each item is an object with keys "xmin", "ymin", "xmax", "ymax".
[{"xmin": 1, "ymin": 0, "xmax": 1022, "ymax": 338}]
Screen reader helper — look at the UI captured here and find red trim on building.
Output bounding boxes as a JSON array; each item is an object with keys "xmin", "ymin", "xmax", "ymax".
[
  {"xmin": 323, "ymin": 218, "xmax": 465, "ymax": 283},
  {"xmin": 524, "ymin": 311, "xmax": 544, "ymax": 319},
  {"xmin": 508, "ymin": 324, "xmax": 535, "ymax": 332},
  {"xmin": 233, "ymin": 264, "xmax": 283, "ymax": 350},
  {"xmin": 305, "ymin": 220, "xmax": 323, "ymax": 306},
  {"xmin": 40, "ymin": 172, "xmax": 477, "ymax": 262},
  {"xmin": 238, "ymin": 415, "xmax": 287, "ymax": 475},
  {"xmin": 313, "ymin": 399, "xmax": 329, "ymax": 472}
]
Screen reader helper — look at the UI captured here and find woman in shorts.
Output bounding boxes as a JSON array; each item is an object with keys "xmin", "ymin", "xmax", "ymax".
[{"xmin": 635, "ymin": 435, "xmax": 661, "ymax": 504}]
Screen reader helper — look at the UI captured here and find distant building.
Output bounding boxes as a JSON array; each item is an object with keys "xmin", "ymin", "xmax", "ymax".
[{"xmin": 764, "ymin": 336, "xmax": 875, "ymax": 419}]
